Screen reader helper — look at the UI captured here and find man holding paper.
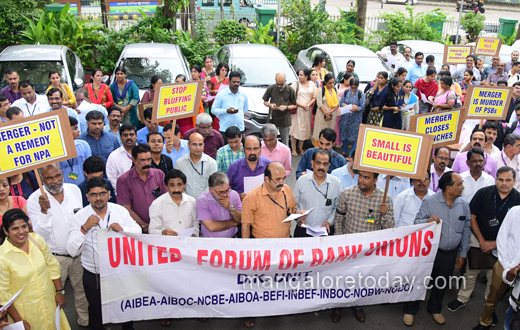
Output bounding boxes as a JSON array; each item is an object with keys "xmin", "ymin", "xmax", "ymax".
[{"xmin": 293, "ymin": 149, "xmax": 342, "ymax": 237}]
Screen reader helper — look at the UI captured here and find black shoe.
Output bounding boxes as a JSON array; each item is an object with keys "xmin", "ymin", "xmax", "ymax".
[
  {"xmin": 446, "ymin": 299, "xmax": 466, "ymax": 312},
  {"xmin": 472, "ymin": 324, "xmax": 490, "ymax": 330},
  {"xmin": 491, "ymin": 312, "xmax": 498, "ymax": 326}
]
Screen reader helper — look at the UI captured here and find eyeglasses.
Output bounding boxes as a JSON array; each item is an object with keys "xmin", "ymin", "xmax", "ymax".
[
  {"xmin": 268, "ymin": 177, "xmax": 287, "ymax": 184},
  {"xmin": 215, "ymin": 187, "xmax": 231, "ymax": 195},
  {"xmin": 88, "ymin": 191, "xmax": 108, "ymax": 198},
  {"xmin": 197, "ymin": 125, "xmax": 212, "ymax": 131},
  {"xmin": 436, "ymin": 156, "xmax": 450, "ymax": 162},
  {"xmin": 48, "ymin": 97, "xmax": 61, "ymax": 101}
]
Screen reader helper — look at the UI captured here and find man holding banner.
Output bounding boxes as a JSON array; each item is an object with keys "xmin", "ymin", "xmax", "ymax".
[{"xmin": 404, "ymin": 171, "xmax": 471, "ymax": 326}]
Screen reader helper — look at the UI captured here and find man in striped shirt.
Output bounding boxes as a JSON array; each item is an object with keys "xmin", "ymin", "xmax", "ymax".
[{"xmin": 216, "ymin": 126, "xmax": 245, "ymax": 173}]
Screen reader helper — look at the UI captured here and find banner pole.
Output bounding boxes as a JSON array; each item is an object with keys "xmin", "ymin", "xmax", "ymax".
[
  {"xmin": 382, "ymin": 175, "xmax": 390, "ymax": 204},
  {"xmin": 34, "ymin": 168, "xmax": 47, "ymax": 198}
]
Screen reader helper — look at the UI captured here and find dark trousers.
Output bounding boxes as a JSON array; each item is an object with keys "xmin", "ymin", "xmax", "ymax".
[
  {"xmin": 294, "ymin": 224, "xmax": 334, "ymax": 237},
  {"xmin": 83, "ymin": 268, "xmax": 134, "ymax": 330},
  {"xmin": 403, "ymin": 248, "xmax": 458, "ymax": 315}
]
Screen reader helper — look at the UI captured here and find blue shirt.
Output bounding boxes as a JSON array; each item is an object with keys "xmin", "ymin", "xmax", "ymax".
[
  {"xmin": 78, "ymin": 104, "xmax": 109, "ymax": 134},
  {"xmin": 406, "ymin": 62, "xmax": 427, "ymax": 85},
  {"xmin": 137, "ymin": 126, "xmax": 164, "ymax": 144},
  {"xmin": 296, "ymin": 148, "xmax": 347, "ymax": 179},
  {"xmin": 59, "ymin": 139, "xmax": 92, "ymax": 186},
  {"xmin": 104, "ymin": 124, "xmax": 122, "ymax": 146},
  {"xmin": 331, "ymin": 163, "xmax": 359, "ymax": 190},
  {"xmin": 226, "ymin": 156, "xmax": 271, "ymax": 193},
  {"xmin": 80, "ymin": 130, "xmax": 119, "ymax": 163},
  {"xmin": 162, "ymin": 139, "xmax": 189, "ymax": 166},
  {"xmin": 48, "ymin": 107, "xmax": 79, "ymax": 122},
  {"xmin": 211, "ymin": 88, "xmax": 249, "ymax": 131}
]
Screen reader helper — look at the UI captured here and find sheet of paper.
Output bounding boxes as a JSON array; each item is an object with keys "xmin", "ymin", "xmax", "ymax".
[
  {"xmin": 340, "ymin": 104, "xmax": 353, "ymax": 115},
  {"xmin": 402, "ymin": 103, "xmax": 415, "ymax": 111},
  {"xmin": 206, "ymin": 95, "xmax": 216, "ymax": 102},
  {"xmin": 218, "ymin": 84, "xmax": 229, "ymax": 92},
  {"xmin": 386, "ymin": 56, "xmax": 397, "ymax": 67},
  {"xmin": 282, "ymin": 208, "xmax": 314, "ymax": 222},
  {"xmin": 420, "ymin": 92, "xmax": 432, "ymax": 104},
  {"xmin": 55, "ymin": 305, "xmax": 61, "ymax": 330},
  {"xmin": 175, "ymin": 227, "xmax": 195, "ymax": 237},
  {"xmin": 302, "ymin": 224, "xmax": 329, "ymax": 237},
  {"xmin": 306, "ymin": 169, "xmax": 313, "ymax": 175},
  {"xmin": 3, "ymin": 321, "xmax": 25, "ymax": 330},
  {"xmin": 244, "ymin": 174, "xmax": 264, "ymax": 193},
  {"xmin": 0, "ymin": 286, "xmax": 24, "ymax": 313}
]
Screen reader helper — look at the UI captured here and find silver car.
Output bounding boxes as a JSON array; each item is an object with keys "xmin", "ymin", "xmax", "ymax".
[
  {"xmin": 111, "ymin": 43, "xmax": 191, "ymax": 99},
  {"xmin": 294, "ymin": 44, "xmax": 393, "ymax": 90},
  {"xmin": 0, "ymin": 45, "xmax": 85, "ymax": 94}
]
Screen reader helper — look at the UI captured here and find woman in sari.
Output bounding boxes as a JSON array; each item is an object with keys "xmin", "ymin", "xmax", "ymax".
[
  {"xmin": 366, "ymin": 71, "xmax": 388, "ymax": 126},
  {"xmin": 313, "ymin": 74, "xmax": 339, "ymax": 147},
  {"xmin": 83, "ymin": 68, "xmax": 113, "ymax": 109},
  {"xmin": 110, "ymin": 66, "xmax": 140, "ymax": 128},
  {"xmin": 201, "ymin": 55, "xmax": 216, "ymax": 82}
]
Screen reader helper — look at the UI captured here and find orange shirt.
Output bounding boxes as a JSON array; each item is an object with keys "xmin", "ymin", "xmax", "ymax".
[{"xmin": 242, "ymin": 184, "xmax": 297, "ymax": 238}]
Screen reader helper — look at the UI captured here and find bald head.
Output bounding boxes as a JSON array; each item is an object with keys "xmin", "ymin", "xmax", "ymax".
[
  {"xmin": 275, "ymin": 73, "xmax": 287, "ymax": 89},
  {"xmin": 189, "ymin": 132, "xmax": 204, "ymax": 144},
  {"xmin": 188, "ymin": 132, "xmax": 204, "ymax": 157},
  {"xmin": 244, "ymin": 135, "xmax": 261, "ymax": 148}
]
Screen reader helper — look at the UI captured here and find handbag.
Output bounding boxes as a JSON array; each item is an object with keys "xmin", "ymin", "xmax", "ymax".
[
  {"xmin": 291, "ymin": 82, "xmax": 299, "ymax": 115},
  {"xmin": 467, "ymin": 247, "xmax": 498, "ymax": 270}
]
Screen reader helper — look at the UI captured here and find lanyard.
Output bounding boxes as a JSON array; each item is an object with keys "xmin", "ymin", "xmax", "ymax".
[
  {"xmin": 432, "ymin": 171, "xmax": 440, "ymax": 193},
  {"xmin": 311, "ymin": 180, "xmax": 329, "ymax": 199},
  {"xmin": 26, "ymin": 102, "xmax": 37, "ymax": 116},
  {"xmin": 494, "ymin": 194, "xmax": 510, "ymax": 218},
  {"xmin": 190, "ymin": 160, "xmax": 203, "ymax": 176},
  {"xmin": 264, "ymin": 184, "xmax": 289, "ymax": 215},
  {"xmin": 67, "ymin": 158, "xmax": 75, "ymax": 172},
  {"xmin": 500, "ymin": 152, "xmax": 518, "ymax": 171},
  {"xmin": 97, "ymin": 214, "xmax": 111, "ymax": 229}
]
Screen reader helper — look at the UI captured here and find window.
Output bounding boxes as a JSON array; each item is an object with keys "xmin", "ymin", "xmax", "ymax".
[
  {"xmin": 224, "ymin": 0, "xmax": 232, "ymax": 6},
  {"xmin": 307, "ymin": 48, "xmax": 323, "ymax": 64},
  {"xmin": 66, "ymin": 50, "xmax": 76, "ymax": 81},
  {"xmin": 202, "ymin": 0, "xmax": 214, "ymax": 6}
]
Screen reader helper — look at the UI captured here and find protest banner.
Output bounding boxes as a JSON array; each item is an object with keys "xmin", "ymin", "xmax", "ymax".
[
  {"xmin": 99, "ymin": 222, "xmax": 441, "ymax": 322},
  {"xmin": 151, "ymin": 81, "xmax": 204, "ymax": 123},
  {"xmin": 136, "ymin": 103, "xmax": 152, "ymax": 123},
  {"xmin": 0, "ymin": 110, "xmax": 76, "ymax": 179},
  {"xmin": 465, "ymin": 85, "xmax": 513, "ymax": 120},
  {"xmin": 409, "ymin": 109, "xmax": 465, "ymax": 147},
  {"xmin": 473, "ymin": 37, "xmax": 502, "ymax": 57},
  {"xmin": 443, "ymin": 45, "xmax": 473, "ymax": 65}
]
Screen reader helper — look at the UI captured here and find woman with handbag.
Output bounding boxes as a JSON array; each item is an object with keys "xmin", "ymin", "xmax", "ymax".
[
  {"xmin": 459, "ymin": 69, "xmax": 478, "ymax": 106},
  {"xmin": 429, "ymin": 77, "xmax": 457, "ymax": 112},
  {"xmin": 290, "ymin": 69, "xmax": 317, "ymax": 156},
  {"xmin": 366, "ymin": 71, "xmax": 389, "ymax": 126},
  {"xmin": 313, "ymin": 74, "xmax": 339, "ymax": 147}
]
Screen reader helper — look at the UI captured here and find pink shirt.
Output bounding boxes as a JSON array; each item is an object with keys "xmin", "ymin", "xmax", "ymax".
[{"xmin": 260, "ymin": 141, "xmax": 293, "ymax": 176}]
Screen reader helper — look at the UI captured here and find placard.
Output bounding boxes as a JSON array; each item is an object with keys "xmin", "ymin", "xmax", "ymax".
[
  {"xmin": 151, "ymin": 81, "xmax": 204, "ymax": 123},
  {"xmin": 465, "ymin": 85, "xmax": 513, "ymax": 120},
  {"xmin": 443, "ymin": 45, "xmax": 473, "ymax": 65},
  {"xmin": 0, "ymin": 110, "xmax": 77, "ymax": 178},
  {"xmin": 136, "ymin": 102, "xmax": 153, "ymax": 123},
  {"xmin": 353, "ymin": 125, "xmax": 433, "ymax": 179},
  {"xmin": 409, "ymin": 109, "xmax": 465, "ymax": 147},
  {"xmin": 473, "ymin": 37, "xmax": 502, "ymax": 57}
]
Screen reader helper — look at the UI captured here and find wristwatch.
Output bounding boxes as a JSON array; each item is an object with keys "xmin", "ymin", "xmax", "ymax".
[
  {"xmin": 229, "ymin": 205, "xmax": 235, "ymax": 212},
  {"xmin": 56, "ymin": 289, "xmax": 65, "ymax": 295}
]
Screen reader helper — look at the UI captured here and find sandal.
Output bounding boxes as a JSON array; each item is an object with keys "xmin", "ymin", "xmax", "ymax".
[
  {"xmin": 291, "ymin": 150, "xmax": 298, "ymax": 157},
  {"xmin": 244, "ymin": 317, "xmax": 256, "ymax": 328},
  {"xmin": 160, "ymin": 319, "xmax": 171, "ymax": 327}
]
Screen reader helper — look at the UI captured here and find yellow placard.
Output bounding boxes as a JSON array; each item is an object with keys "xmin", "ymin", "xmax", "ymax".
[
  {"xmin": 474, "ymin": 37, "xmax": 502, "ymax": 56},
  {"xmin": 444, "ymin": 46, "xmax": 473, "ymax": 65},
  {"xmin": 0, "ymin": 110, "xmax": 76, "ymax": 177},
  {"xmin": 152, "ymin": 81, "xmax": 203, "ymax": 122},
  {"xmin": 414, "ymin": 110, "xmax": 462, "ymax": 146},
  {"xmin": 467, "ymin": 86, "xmax": 510, "ymax": 119},
  {"xmin": 360, "ymin": 128, "xmax": 422, "ymax": 174}
]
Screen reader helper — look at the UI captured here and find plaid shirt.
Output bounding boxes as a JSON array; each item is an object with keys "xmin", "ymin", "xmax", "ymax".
[
  {"xmin": 216, "ymin": 144, "xmax": 245, "ymax": 173},
  {"xmin": 334, "ymin": 185, "xmax": 394, "ymax": 235}
]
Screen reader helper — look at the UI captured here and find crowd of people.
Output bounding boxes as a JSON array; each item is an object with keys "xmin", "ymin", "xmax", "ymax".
[{"xmin": 0, "ymin": 44, "xmax": 520, "ymax": 330}]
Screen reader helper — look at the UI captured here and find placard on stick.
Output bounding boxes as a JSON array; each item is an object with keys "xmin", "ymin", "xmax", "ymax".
[
  {"xmin": 353, "ymin": 125, "xmax": 433, "ymax": 180},
  {"xmin": 409, "ymin": 109, "xmax": 466, "ymax": 147},
  {"xmin": 443, "ymin": 45, "xmax": 473, "ymax": 65},
  {"xmin": 465, "ymin": 85, "xmax": 513, "ymax": 120},
  {"xmin": 0, "ymin": 109, "xmax": 77, "ymax": 179},
  {"xmin": 151, "ymin": 81, "xmax": 204, "ymax": 123},
  {"xmin": 136, "ymin": 102, "xmax": 153, "ymax": 123},
  {"xmin": 473, "ymin": 37, "xmax": 502, "ymax": 57}
]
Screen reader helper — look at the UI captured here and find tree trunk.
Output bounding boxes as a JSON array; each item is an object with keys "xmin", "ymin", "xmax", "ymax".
[
  {"xmin": 189, "ymin": 0, "xmax": 196, "ymax": 37},
  {"xmin": 355, "ymin": 0, "xmax": 367, "ymax": 41},
  {"xmin": 100, "ymin": 0, "xmax": 108, "ymax": 28},
  {"xmin": 164, "ymin": 0, "xmax": 177, "ymax": 30},
  {"xmin": 220, "ymin": 0, "xmax": 224, "ymax": 20},
  {"xmin": 181, "ymin": 6, "xmax": 188, "ymax": 31},
  {"xmin": 515, "ymin": 25, "xmax": 520, "ymax": 42}
]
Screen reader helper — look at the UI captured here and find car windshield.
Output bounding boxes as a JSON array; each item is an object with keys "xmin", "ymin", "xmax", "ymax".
[
  {"xmin": 230, "ymin": 58, "xmax": 297, "ymax": 87},
  {"xmin": 0, "ymin": 61, "xmax": 65, "ymax": 94},
  {"xmin": 334, "ymin": 57, "xmax": 393, "ymax": 83},
  {"xmin": 120, "ymin": 58, "xmax": 182, "ymax": 88}
]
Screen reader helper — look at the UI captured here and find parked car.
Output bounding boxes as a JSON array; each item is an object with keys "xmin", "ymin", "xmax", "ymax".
[
  {"xmin": 381, "ymin": 0, "xmax": 417, "ymax": 5},
  {"xmin": 213, "ymin": 44, "xmax": 298, "ymax": 136},
  {"xmin": 0, "ymin": 45, "xmax": 85, "ymax": 95},
  {"xmin": 294, "ymin": 44, "xmax": 394, "ymax": 90},
  {"xmin": 111, "ymin": 43, "xmax": 191, "ymax": 99},
  {"xmin": 196, "ymin": 0, "xmax": 257, "ymax": 25},
  {"xmin": 379, "ymin": 40, "xmax": 444, "ymax": 72}
]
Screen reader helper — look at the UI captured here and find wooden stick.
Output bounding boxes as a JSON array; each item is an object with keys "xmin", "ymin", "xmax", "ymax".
[
  {"xmin": 382, "ymin": 175, "xmax": 390, "ymax": 204},
  {"xmin": 33, "ymin": 169, "xmax": 47, "ymax": 198}
]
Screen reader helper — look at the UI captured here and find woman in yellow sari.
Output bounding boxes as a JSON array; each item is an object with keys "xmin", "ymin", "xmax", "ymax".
[
  {"xmin": 0, "ymin": 209, "xmax": 70, "ymax": 330},
  {"xmin": 313, "ymin": 73, "xmax": 339, "ymax": 146}
]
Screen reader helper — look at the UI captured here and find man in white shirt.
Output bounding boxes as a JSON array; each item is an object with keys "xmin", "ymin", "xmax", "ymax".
[
  {"xmin": 27, "ymin": 163, "xmax": 88, "ymax": 327},
  {"xmin": 492, "ymin": 133, "xmax": 520, "ymax": 191},
  {"xmin": 149, "ymin": 169, "xmax": 198, "ymax": 236},
  {"xmin": 460, "ymin": 149, "xmax": 495, "ymax": 202},
  {"xmin": 11, "ymin": 80, "xmax": 50, "ymax": 117},
  {"xmin": 174, "ymin": 133, "xmax": 218, "ymax": 199},
  {"xmin": 376, "ymin": 41, "xmax": 404, "ymax": 70},
  {"xmin": 106, "ymin": 123, "xmax": 137, "ymax": 190},
  {"xmin": 393, "ymin": 170, "xmax": 434, "ymax": 227},
  {"xmin": 395, "ymin": 47, "xmax": 413, "ymax": 72},
  {"xmin": 507, "ymin": 61, "xmax": 520, "ymax": 87},
  {"xmin": 375, "ymin": 174, "xmax": 410, "ymax": 203},
  {"xmin": 431, "ymin": 147, "xmax": 451, "ymax": 193},
  {"xmin": 67, "ymin": 177, "xmax": 141, "ymax": 330}
]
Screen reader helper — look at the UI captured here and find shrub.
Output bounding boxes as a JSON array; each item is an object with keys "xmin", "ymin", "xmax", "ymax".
[
  {"xmin": 213, "ymin": 19, "xmax": 248, "ymax": 46},
  {"xmin": 461, "ymin": 12, "xmax": 485, "ymax": 43}
]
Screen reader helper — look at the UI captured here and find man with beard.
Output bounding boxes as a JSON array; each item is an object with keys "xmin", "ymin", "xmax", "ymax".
[
  {"xmin": 492, "ymin": 133, "xmax": 520, "ymax": 191},
  {"xmin": 68, "ymin": 177, "xmax": 141, "ymax": 330},
  {"xmin": 116, "ymin": 144, "xmax": 167, "ymax": 233},
  {"xmin": 332, "ymin": 170, "xmax": 394, "ymax": 323},
  {"xmin": 183, "ymin": 113, "xmax": 224, "ymax": 159},
  {"xmin": 393, "ymin": 170, "xmax": 434, "ymax": 227},
  {"xmin": 46, "ymin": 88, "xmax": 79, "ymax": 120},
  {"xmin": 103, "ymin": 106, "xmax": 123, "ymax": 146},
  {"xmin": 453, "ymin": 129, "xmax": 498, "ymax": 178},
  {"xmin": 460, "ymin": 149, "xmax": 495, "ymax": 202},
  {"xmin": 11, "ymin": 80, "xmax": 50, "ymax": 117},
  {"xmin": 147, "ymin": 131, "xmax": 173, "ymax": 175},
  {"xmin": 0, "ymin": 69, "xmax": 21, "ymax": 103},
  {"xmin": 27, "ymin": 163, "xmax": 89, "ymax": 327},
  {"xmin": 227, "ymin": 135, "xmax": 272, "ymax": 200},
  {"xmin": 106, "ymin": 123, "xmax": 137, "ymax": 190},
  {"xmin": 58, "ymin": 116, "xmax": 92, "ymax": 186},
  {"xmin": 293, "ymin": 149, "xmax": 342, "ymax": 237},
  {"xmin": 80, "ymin": 110, "xmax": 119, "ymax": 163},
  {"xmin": 431, "ymin": 147, "xmax": 451, "ymax": 193}
]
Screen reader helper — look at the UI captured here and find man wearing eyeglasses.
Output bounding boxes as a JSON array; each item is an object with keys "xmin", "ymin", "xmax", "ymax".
[
  {"xmin": 28, "ymin": 163, "xmax": 89, "ymax": 327},
  {"xmin": 196, "ymin": 172, "xmax": 242, "ymax": 238},
  {"xmin": 431, "ymin": 147, "xmax": 451, "ymax": 193},
  {"xmin": 482, "ymin": 56, "xmax": 500, "ymax": 81},
  {"xmin": 183, "ymin": 113, "xmax": 224, "ymax": 159},
  {"xmin": 485, "ymin": 61, "xmax": 508, "ymax": 86},
  {"xmin": 47, "ymin": 87, "xmax": 80, "ymax": 120}
]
